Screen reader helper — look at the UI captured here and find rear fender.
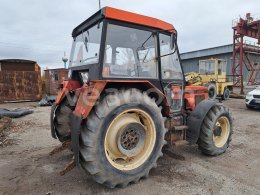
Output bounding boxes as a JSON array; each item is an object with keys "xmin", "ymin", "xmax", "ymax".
[{"xmin": 186, "ymin": 99, "xmax": 216, "ymax": 144}]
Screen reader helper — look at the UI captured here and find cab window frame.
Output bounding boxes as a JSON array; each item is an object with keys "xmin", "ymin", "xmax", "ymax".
[
  {"xmin": 69, "ymin": 22, "xmax": 104, "ymax": 68},
  {"xmin": 158, "ymin": 32, "xmax": 184, "ymax": 83}
]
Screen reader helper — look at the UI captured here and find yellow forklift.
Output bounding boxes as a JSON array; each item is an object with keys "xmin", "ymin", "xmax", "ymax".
[{"xmin": 185, "ymin": 58, "xmax": 233, "ymax": 100}]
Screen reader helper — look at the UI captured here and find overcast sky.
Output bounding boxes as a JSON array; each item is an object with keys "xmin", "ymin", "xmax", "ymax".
[{"xmin": 0, "ymin": 0, "xmax": 259, "ymax": 69}]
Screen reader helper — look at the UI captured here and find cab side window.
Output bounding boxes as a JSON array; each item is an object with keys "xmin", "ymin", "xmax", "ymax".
[
  {"xmin": 159, "ymin": 34, "xmax": 183, "ymax": 80},
  {"xmin": 218, "ymin": 60, "xmax": 222, "ymax": 75}
]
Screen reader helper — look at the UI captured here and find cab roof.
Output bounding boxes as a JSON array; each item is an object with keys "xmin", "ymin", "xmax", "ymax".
[
  {"xmin": 104, "ymin": 7, "xmax": 174, "ymax": 31},
  {"xmin": 72, "ymin": 7, "xmax": 175, "ymax": 37}
]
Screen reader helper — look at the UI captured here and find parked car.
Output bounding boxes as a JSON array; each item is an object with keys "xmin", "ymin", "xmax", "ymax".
[{"xmin": 245, "ymin": 86, "xmax": 260, "ymax": 109}]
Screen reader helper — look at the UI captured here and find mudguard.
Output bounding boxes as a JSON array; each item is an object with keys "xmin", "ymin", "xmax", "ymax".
[{"xmin": 186, "ymin": 99, "xmax": 217, "ymax": 144}]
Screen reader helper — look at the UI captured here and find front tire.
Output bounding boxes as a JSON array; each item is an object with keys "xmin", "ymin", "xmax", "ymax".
[
  {"xmin": 52, "ymin": 98, "xmax": 75, "ymax": 142},
  {"xmin": 79, "ymin": 89, "xmax": 167, "ymax": 188},
  {"xmin": 198, "ymin": 104, "xmax": 233, "ymax": 156}
]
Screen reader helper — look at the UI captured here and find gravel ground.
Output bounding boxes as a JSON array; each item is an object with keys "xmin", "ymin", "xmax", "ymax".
[{"xmin": 0, "ymin": 99, "xmax": 259, "ymax": 195}]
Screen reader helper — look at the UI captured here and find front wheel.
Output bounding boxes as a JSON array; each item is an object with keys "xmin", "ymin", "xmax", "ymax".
[
  {"xmin": 198, "ymin": 104, "xmax": 233, "ymax": 156},
  {"xmin": 51, "ymin": 99, "xmax": 74, "ymax": 142},
  {"xmin": 79, "ymin": 89, "xmax": 167, "ymax": 188}
]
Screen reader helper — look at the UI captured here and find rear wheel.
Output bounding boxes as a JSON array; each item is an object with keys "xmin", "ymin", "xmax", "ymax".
[
  {"xmin": 79, "ymin": 89, "xmax": 167, "ymax": 188},
  {"xmin": 207, "ymin": 83, "xmax": 217, "ymax": 100},
  {"xmin": 198, "ymin": 104, "xmax": 233, "ymax": 156},
  {"xmin": 222, "ymin": 88, "xmax": 230, "ymax": 100}
]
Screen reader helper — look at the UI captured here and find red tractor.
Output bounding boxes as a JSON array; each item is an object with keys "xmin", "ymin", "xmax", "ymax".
[{"xmin": 51, "ymin": 7, "xmax": 233, "ymax": 188}]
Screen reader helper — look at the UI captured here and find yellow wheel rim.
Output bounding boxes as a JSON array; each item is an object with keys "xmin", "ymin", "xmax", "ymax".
[
  {"xmin": 213, "ymin": 116, "xmax": 230, "ymax": 148},
  {"xmin": 104, "ymin": 109, "xmax": 156, "ymax": 171}
]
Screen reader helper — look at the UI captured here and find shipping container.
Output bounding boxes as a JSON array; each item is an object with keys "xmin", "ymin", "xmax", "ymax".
[{"xmin": 0, "ymin": 59, "xmax": 42, "ymax": 103}]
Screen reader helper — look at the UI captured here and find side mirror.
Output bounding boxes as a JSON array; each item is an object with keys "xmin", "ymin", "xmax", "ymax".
[{"xmin": 170, "ymin": 33, "xmax": 176, "ymax": 50}]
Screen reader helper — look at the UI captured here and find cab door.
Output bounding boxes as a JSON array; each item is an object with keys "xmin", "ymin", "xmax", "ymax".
[
  {"xmin": 217, "ymin": 59, "xmax": 228, "ymax": 82},
  {"xmin": 159, "ymin": 34, "xmax": 184, "ymax": 112}
]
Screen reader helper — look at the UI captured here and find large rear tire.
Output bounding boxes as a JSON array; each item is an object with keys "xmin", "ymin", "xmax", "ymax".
[
  {"xmin": 198, "ymin": 104, "xmax": 233, "ymax": 156},
  {"xmin": 79, "ymin": 89, "xmax": 167, "ymax": 188}
]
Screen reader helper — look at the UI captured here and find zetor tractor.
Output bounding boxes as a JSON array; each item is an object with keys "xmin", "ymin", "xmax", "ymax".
[{"xmin": 51, "ymin": 7, "xmax": 233, "ymax": 188}]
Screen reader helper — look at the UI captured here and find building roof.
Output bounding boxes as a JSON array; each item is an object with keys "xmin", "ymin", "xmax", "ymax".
[
  {"xmin": 180, "ymin": 44, "xmax": 233, "ymax": 60},
  {"xmin": 44, "ymin": 68, "xmax": 68, "ymax": 71},
  {"xmin": 0, "ymin": 59, "xmax": 36, "ymax": 64}
]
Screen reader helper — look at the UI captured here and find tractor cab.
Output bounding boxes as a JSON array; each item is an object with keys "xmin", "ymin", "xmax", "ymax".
[
  {"xmin": 67, "ymin": 7, "xmax": 185, "ymax": 113},
  {"xmin": 199, "ymin": 59, "xmax": 229, "ymax": 83},
  {"xmin": 198, "ymin": 58, "xmax": 233, "ymax": 99}
]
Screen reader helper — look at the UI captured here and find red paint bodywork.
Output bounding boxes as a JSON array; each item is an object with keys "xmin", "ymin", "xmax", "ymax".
[
  {"xmin": 55, "ymin": 80, "xmax": 81, "ymax": 104},
  {"xmin": 185, "ymin": 86, "xmax": 209, "ymax": 110},
  {"xmin": 104, "ymin": 7, "xmax": 175, "ymax": 33},
  {"xmin": 55, "ymin": 80, "xmax": 169, "ymax": 118},
  {"xmin": 73, "ymin": 81, "xmax": 107, "ymax": 118},
  {"xmin": 56, "ymin": 79, "xmax": 208, "ymax": 119}
]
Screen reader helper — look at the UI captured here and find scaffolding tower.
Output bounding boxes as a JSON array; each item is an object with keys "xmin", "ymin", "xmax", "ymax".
[{"xmin": 232, "ymin": 13, "xmax": 260, "ymax": 94}]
